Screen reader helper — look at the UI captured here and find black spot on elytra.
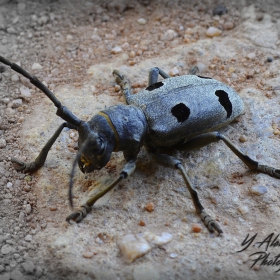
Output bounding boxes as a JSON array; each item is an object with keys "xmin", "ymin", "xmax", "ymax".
[
  {"xmin": 145, "ymin": 81, "xmax": 164, "ymax": 91},
  {"xmin": 171, "ymin": 103, "xmax": 190, "ymax": 123},
  {"xmin": 215, "ymin": 90, "xmax": 232, "ymax": 118}
]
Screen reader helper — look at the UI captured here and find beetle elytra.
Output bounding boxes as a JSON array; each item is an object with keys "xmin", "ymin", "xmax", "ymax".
[{"xmin": 1, "ymin": 55, "xmax": 280, "ymax": 235}]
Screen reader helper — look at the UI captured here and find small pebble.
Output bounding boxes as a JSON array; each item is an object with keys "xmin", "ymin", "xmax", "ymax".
[
  {"xmin": 145, "ymin": 202, "xmax": 154, "ymax": 212},
  {"xmin": 114, "ymin": 85, "xmax": 121, "ymax": 92},
  {"xmin": 25, "ymin": 204, "xmax": 32, "ymax": 214},
  {"xmin": 49, "ymin": 206, "xmax": 57, "ymax": 211},
  {"xmin": 24, "ymin": 234, "xmax": 32, "ymax": 242},
  {"xmin": 21, "ymin": 261, "xmax": 35, "ymax": 274},
  {"xmin": 23, "ymin": 185, "xmax": 31, "ymax": 192},
  {"xmin": 31, "ymin": 63, "xmax": 43, "ymax": 70},
  {"xmin": 10, "ymin": 269, "xmax": 23, "ymax": 280},
  {"xmin": 267, "ymin": 57, "xmax": 273, "ymax": 62},
  {"xmin": 129, "ymin": 50, "xmax": 136, "ymax": 58},
  {"xmin": 169, "ymin": 67, "xmax": 179, "ymax": 76},
  {"xmin": 238, "ymin": 205, "xmax": 249, "ymax": 215},
  {"xmin": 111, "ymin": 46, "xmax": 123, "ymax": 54},
  {"xmin": 137, "ymin": 18, "xmax": 147, "ymax": 25},
  {"xmin": 1, "ymin": 244, "xmax": 12, "ymax": 255},
  {"xmin": 239, "ymin": 135, "xmax": 247, "ymax": 143},
  {"xmin": 256, "ymin": 13, "xmax": 264, "ymax": 21},
  {"xmin": 223, "ymin": 22, "xmax": 234, "ymax": 30},
  {"xmin": 247, "ymin": 52, "xmax": 256, "ymax": 60},
  {"xmin": 192, "ymin": 223, "xmax": 202, "ymax": 233},
  {"xmin": 170, "ymin": 253, "xmax": 178, "ymax": 258},
  {"xmin": 0, "ymin": 138, "xmax": 6, "ymax": 148},
  {"xmin": 250, "ymin": 185, "xmax": 268, "ymax": 196},
  {"xmin": 213, "ymin": 4, "xmax": 227, "ymax": 16},
  {"xmin": 160, "ymin": 29, "xmax": 177, "ymax": 41},
  {"xmin": 11, "ymin": 74, "xmax": 19, "ymax": 82},
  {"xmin": 206, "ymin": 27, "xmax": 222, "ymax": 37},
  {"xmin": 12, "ymin": 98, "xmax": 23, "ymax": 108},
  {"xmin": 139, "ymin": 220, "xmax": 146, "ymax": 226},
  {"xmin": 82, "ymin": 251, "xmax": 94, "ymax": 258},
  {"xmin": 143, "ymin": 232, "xmax": 173, "ymax": 246},
  {"xmin": 118, "ymin": 233, "xmax": 151, "ymax": 262}
]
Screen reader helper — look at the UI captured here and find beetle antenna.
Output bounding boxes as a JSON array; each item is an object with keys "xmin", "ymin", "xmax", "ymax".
[{"xmin": 0, "ymin": 56, "xmax": 81, "ymax": 126}]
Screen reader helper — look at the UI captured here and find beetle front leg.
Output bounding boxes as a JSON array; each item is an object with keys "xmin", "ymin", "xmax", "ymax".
[
  {"xmin": 66, "ymin": 159, "xmax": 136, "ymax": 223},
  {"xmin": 12, "ymin": 122, "xmax": 76, "ymax": 173},
  {"xmin": 150, "ymin": 152, "xmax": 223, "ymax": 235}
]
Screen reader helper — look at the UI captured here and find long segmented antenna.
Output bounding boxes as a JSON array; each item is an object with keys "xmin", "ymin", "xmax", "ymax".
[{"xmin": 0, "ymin": 55, "xmax": 81, "ymax": 126}]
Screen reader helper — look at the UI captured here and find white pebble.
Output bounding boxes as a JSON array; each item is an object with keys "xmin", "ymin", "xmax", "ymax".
[
  {"xmin": 31, "ymin": 14, "xmax": 37, "ymax": 22},
  {"xmin": 21, "ymin": 261, "xmax": 35, "ymax": 274},
  {"xmin": 24, "ymin": 234, "xmax": 32, "ymax": 242},
  {"xmin": 137, "ymin": 18, "xmax": 147, "ymax": 25},
  {"xmin": 143, "ymin": 232, "xmax": 173, "ymax": 246},
  {"xmin": 169, "ymin": 67, "xmax": 179, "ymax": 77},
  {"xmin": 170, "ymin": 253, "xmax": 178, "ymax": 258},
  {"xmin": 1, "ymin": 244, "xmax": 12, "ymax": 255},
  {"xmin": 247, "ymin": 52, "xmax": 256, "ymax": 60},
  {"xmin": 238, "ymin": 205, "xmax": 249, "ymax": 215},
  {"xmin": 250, "ymin": 185, "xmax": 268, "ymax": 195},
  {"xmin": 31, "ymin": 63, "xmax": 43, "ymax": 70},
  {"xmin": 37, "ymin": 15, "xmax": 49, "ymax": 25},
  {"xmin": 206, "ymin": 27, "xmax": 222, "ymax": 37},
  {"xmin": 111, "ymin": 46, "xmax": 123, "ymax": 54},
  {"xmin": 160, "ymin": 29, "xmax": 177, "ymax": 41},
  {"xmin": 20, "ymin": 86, "xmax": 31, "ymax": 98},
  {"xmin": 25, "ymin": 204, "xmax": 32, "ymax": 214},
  {"xmin": 118, "ymin": 233, "xmax": 151, "ymax": 262},
  {"xmin": 12, "ymin": 98, "xmax": 22, "ymax": 108},
  {"xmin": 91, "ymin": 34, "xmax": 102, "ymax": 42},
  {"xmin": 11, "ymin": 74, "xmax": 19, "ymax": 82},
  {"xmin": 0, "ymin": 138, "xmax": 6, "ymax": 148}
]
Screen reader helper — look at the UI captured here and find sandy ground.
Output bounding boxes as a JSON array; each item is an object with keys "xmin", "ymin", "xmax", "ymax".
[{"xmin": 1, "ymin": 0, "xmax": 280, "ymax": 279}]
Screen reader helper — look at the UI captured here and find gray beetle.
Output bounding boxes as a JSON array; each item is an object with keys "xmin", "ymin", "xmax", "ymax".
[{"xmin": 1, "ymin": 55, "xmax": 280, "ymax": 235}]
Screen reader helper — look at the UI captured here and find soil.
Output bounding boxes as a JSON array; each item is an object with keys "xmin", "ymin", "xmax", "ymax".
[{"xmin": 1, "ymin": 0, "xmax": 280, "ymax": 279}]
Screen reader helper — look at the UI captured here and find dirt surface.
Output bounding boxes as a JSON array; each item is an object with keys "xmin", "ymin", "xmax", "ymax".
[{"xmin": 1, "ymin": 0, "xmax": 280, "ymax": 279}]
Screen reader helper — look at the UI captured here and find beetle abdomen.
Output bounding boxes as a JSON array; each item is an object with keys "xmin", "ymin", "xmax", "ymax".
[{"xmin": 129, "ymin": 75, "xmax": 244, "ymax": 147}]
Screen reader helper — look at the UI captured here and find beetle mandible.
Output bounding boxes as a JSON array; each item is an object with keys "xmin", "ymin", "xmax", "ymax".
[{"xmin": 1, "ymin": 55, "xmax": 280, "ymax": 235}]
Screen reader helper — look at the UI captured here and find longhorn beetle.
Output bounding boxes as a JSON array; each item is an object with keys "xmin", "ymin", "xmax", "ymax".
[{"xmin": 1, "ymin": 55, "xmax": 280, "ymax": 235}]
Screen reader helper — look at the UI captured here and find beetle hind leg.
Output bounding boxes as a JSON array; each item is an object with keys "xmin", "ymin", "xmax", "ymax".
[
  {"xmin": 175, "ymin": 132, "xmax": 280, "ymax": 179},
  {"xmin": 150, "ymin": 152, "xmax": 223, "ymax": 234}
]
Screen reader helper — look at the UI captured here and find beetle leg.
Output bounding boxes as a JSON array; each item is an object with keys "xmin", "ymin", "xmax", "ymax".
[
  {"xmin": 175, "ymin": 132, "xmax": 280, "ymax": 179},
  {"xmin": 113, "ymin": 69, "xmax": 133, "ymax": 104},
  {"xmin": 150, "ymin": 152, "xmax": 223, "ymax": 235},
  {"xmin": 12, "ymin": 122, "xmax": 77, "ymax": 173},
  {"xmin": 148, "ymin": 67, "xmax": 170, "ymax": 85},
  {"xmin": 66, "ymin": 158, "xmax": 136, "ymax": 223}
]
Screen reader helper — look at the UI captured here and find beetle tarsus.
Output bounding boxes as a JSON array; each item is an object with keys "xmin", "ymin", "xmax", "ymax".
[
  {"xmin": 11, "ymin": 157, "xmax": 39, "ymax": 173},
  {"xmin": 66, "ymin": 204, "xmax": 91, "ymax": 223},
  {"xmin": 200, "ymin": 209, "xmax": 223, "ymax": 235}
]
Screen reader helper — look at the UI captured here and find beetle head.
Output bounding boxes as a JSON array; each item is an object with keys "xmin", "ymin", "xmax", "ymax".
[{"xmin": 76, "ymin": 121, "xmax": 114, "ymax": 174}]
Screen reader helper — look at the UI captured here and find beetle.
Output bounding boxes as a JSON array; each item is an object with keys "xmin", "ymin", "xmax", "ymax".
[{"xmin": 1, "ymin": 55, "xmax": 280, "ymax": 235}]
